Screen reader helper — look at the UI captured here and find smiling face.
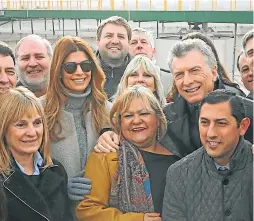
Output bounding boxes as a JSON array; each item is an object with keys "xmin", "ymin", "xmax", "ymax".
[
  {"xmin": 199, "ymin": 102, "xmax": 248, "ymax": 165},
  {"xmin": 120, "ymin": 98, "xmax": 158, "ymax": 148},
  {"xmin": 5, "ymin": 111, "xmax": 43, "ymax": 160},
  {"xmin": 62, "ymin": 51, "xmax": 92, "ymax": 94},
  {"xmin": 17, "ymin": 39, "xmax": 50, "ymax": 91},
  {"xmin": 172, "ymin": 50, "xmax": 217, "ymax": 104},
  {"xmin": 0, "ymin": 55, "xmax": 16, "ymax": 94},
  {"xmin": 127, "ymin": 66, "xmax": 155, "ymax": 92},
  {"xmin": 129, "ymin": 32, "xmax": 155, "ymax": 60},
  {"xmin": 97, "ymin": 23, "xmax": 129, "ymax": 64},
  {"xmin": 239, "ymin": 53, "xmax": 253, "ymax": 92},
  {"xmin": 245, "ymin": 37, "xmax": 254, "ymax": 72}
]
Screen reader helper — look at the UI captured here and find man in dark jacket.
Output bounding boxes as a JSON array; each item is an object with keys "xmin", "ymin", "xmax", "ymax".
[
  {"xmin": 237, "ymin": 51, "xmax": 253, "ymax": 100},
  {"xmin": 96, "ymin": 16, "xmax": 132, "ymax": 99},
  {"xmin": 163, "ymin": 90, "xmax": 253, "ymax": 221},
  {"xmin": 242, "ymin": 29, "xmax": 254, "ymax": 100},
  {"xmin": 0, "ymin": 41, "xmax": 16, "ymax": 94},
  {"xmin": 160, "ymin": 38, "xmax": 253, "ymax": 158}
]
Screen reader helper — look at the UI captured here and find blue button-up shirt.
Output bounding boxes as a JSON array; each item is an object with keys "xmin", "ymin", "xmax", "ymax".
[
  {"xmin": 15, "ymin": 151, "xmax": 44, "ymax": 175},
  {"xmin": 214, "ymin": 161, "xmax": 230, "ymax": 170}
]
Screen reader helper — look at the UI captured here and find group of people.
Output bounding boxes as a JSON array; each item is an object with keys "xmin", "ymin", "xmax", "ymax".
[{"xmin": 0, "ymin": 15, "xmax": 253, "ymax": 221}]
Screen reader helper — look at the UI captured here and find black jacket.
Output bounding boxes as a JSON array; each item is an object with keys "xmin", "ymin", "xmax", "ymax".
[
  {"xmin": 160, "ymin": 79, "xmax": 253, "ymax": 158},
  {"xmin": 1, "ymin": 159, "xmax": 72, "ymax": 221},
  {"xmin": 97, "ymin": 52, "xmax": 131, "ymax": 99}
]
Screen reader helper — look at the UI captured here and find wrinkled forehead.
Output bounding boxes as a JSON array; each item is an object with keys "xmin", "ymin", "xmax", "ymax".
[
  {"xmin": 18, "ymin": 39, "xmax": 47, "ymax": 56},
  {"xmin": 131, "ymin": 32, "xmax": 152, "ymax": 45},
  {"xmin": 239, "ymin": 54, "xmax": 249, "ymax": 67}
]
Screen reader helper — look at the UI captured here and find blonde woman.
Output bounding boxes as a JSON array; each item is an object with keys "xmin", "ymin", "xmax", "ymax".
[
  {"xmin": 43, "ymin": 36, "xmax": 110, "ymax": 217},
  {"xmin": 113, "ymin": 55, "xmax": 166, "ymax": 107},
  {"xmin": 0, "ymin": 87, "xmax": 71, "ymax": 221},
  {"xmin": 77, "ymin": 86, "xmax": 179, "ymax": 221}
]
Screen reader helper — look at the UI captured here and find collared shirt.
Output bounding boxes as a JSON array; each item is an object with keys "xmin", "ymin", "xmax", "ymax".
[
  {"xmin": 15, "ymin": 151, "xmax": 44, "ymax": 175},
  {"xmin": 214, "ymin": 161, "xmax": 230, "ymax": 170}
]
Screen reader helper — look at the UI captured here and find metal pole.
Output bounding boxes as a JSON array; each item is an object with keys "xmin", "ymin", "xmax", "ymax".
[
  {"xmin": 31, "ymin": 18, "xmax": 34, "ymax": 34},
  {"xmin": 62, "ymin": 18, "xmax": 64, "ymax": 36},
  {"xmin": 75, "ymin": 19, "xmax": 78, "ymax": 36},
  {"xmin": 11, "ymin": 19, "xmax": 14, "ymax": 34},
  {"xmin": 52, "ymin": 19, "xmax": 55, "ymax": 35},
  {"xmin": 156, "ymin": 21, "xmax": 159, "ymax": 39},
  {"xmin": 232, "ymin": 23, "xmax": 237, "ymax": 81},
  {"xmin": 44, "ymin": 18, "xmax": 47, "ymax": 31}
]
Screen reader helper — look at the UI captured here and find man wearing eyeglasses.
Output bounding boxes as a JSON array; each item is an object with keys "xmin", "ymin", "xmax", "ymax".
[
  {"xmin": 96, "ymin": 16, "xmax": 132, "ymax": 100},
  {"xmin": 15, "ymin": 34, "xmax": 52, "ymax": 97},
  {"xmin": 0, "ymin": 41, "xmax": 16, "ymax": 94}
]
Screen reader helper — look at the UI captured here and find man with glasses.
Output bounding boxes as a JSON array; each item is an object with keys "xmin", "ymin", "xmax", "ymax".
[
  {"xmin": 15, "ymin": 34, "xmax": 52, "ymax": 97},
  {"xmin": 0, "ymin": 41, "xmax": 16, "ymax": 94}
]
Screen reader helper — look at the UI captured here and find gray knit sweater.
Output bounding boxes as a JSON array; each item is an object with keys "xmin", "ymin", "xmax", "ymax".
[{"xmin": 64, "ymin": 86, "xmax": 91, "ymax": 169}]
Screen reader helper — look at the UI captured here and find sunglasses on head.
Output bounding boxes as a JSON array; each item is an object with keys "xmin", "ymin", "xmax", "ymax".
[{"xmin": 62, "ymin": 60, "xmax": 93, "ymax": 74}]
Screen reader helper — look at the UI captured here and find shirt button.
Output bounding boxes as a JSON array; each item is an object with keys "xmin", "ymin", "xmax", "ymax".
[
  {"xmin": 224, "ymin": 210, "xmax": 231, "ymax": 217},
  {"xmin": 222, "ymin": 178, "xmax": 229, "ymax": 185}
]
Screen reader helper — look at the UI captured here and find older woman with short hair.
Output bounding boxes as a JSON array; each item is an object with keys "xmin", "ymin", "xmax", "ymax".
[
  {"xmin": 114, "ymin": 55, "xmax": 166, "ymax": 107},
  {"xmin": 0, "ymin": 87, "xmax": 71, "ymax": 221},
  {"xmin": 76, "ymin": 85, "xmax": 179, "ymax": 221}
]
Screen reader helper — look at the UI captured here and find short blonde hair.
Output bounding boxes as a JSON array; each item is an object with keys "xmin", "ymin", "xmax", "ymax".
[
  {"xmin": 110, "ymin": 85, "xmax": 167, "ymax": 140},
  {"xmin": 114, "ymin": 55, "xmax": 166, "ymax": 106},
  {"xmin": 0, "ymin": 87, "xmax": 52, "ymax": 175}
]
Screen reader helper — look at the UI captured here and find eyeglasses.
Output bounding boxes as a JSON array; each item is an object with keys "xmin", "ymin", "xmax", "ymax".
[{"xmin": 62, "ymin": 60, "xmax": 93, "ymax": 74}]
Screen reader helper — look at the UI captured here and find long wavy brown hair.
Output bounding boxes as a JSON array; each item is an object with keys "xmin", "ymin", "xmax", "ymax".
[{"xmin": 44, "ymin": 36, "xmax": 109, "ymax": 141}]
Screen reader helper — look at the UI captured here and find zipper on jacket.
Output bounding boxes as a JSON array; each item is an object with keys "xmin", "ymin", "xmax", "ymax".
[
  {"xmin": 111, "ymin": 67, "xmax": 114, "ymax": 79},
  {"xmin": 3, "ymin": 171, "xmax": 50, "ymax": 221}
]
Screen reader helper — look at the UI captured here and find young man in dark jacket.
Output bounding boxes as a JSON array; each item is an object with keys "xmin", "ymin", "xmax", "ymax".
[
  {"xmin": 163, "ymin": 89, "xmax": 253, "ymax": 221},
  {"xmin": 96, "ymin": 16, "xmax": 132, "ymax": 99}
]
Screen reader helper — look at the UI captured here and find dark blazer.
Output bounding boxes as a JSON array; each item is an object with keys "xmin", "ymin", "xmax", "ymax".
[
  {"xmin": 1, "ymin": 159, "xmax": 72, "ymax": 221},
  {"xmin": 160, "ymin": 79, "xmax": 254, "ymax": 158}
]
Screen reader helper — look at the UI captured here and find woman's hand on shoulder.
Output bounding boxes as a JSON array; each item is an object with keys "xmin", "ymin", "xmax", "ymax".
[
  {"xmin": 94, "ymin": 131, "xmax": 120, "ymax": 153},
  {"xmin": 144, "ymin": 213, "xmax": 161, "ymax": 221}
]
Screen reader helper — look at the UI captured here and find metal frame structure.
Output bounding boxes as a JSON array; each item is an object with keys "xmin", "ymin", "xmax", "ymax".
[{"xmin": 0, "ymin": 10, "xmax": 252, "ymax": 24}]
